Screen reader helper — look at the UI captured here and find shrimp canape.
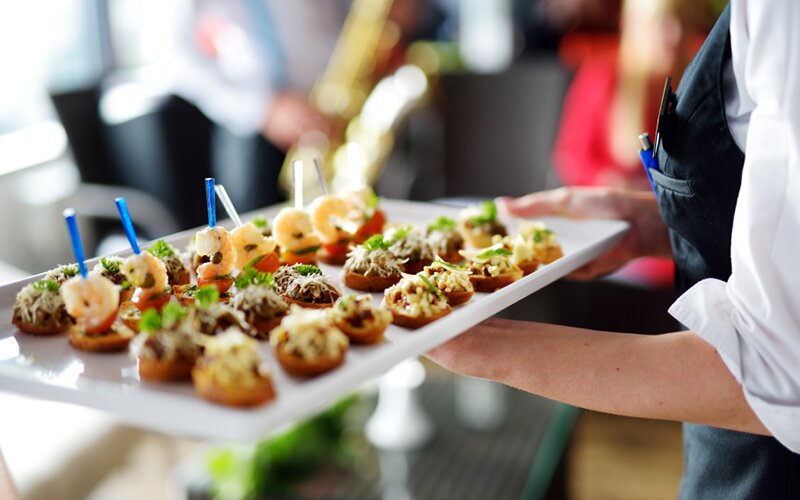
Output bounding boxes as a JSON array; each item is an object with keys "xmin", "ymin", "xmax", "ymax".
[
  {"xmin": 229, "ymin": 268, "xmax": 288, "ymax": 339},
  {"xmin": 426, "ymin": 216, "xmax": 464, "ymax": 263},
  {"xmin": 460, "ymin": 244, "xmax": 523, "ymax": 292},
  {"xmin": 120, "ymin": 252, "xmax": 171, "ymax": 330},
  {"xmin": 187, "ymin": 285, "xmax": 254, "ymax": 338},
  {"xmin": 330, "ymin": 294, "xmax": 392, "ymax": 344},
  {"xmin": 273, "ymin": 264, "xmax": 341, "ymax": 309},
  {"xmin": 91, "ymin": 257, "xmax": 133, "ymax": 302},
  {"xmin": 230, "ymin": 222, "xmax": 280, "ymax": 274},
  {"xmin": 457, "ymin": 201, "xmax": 508, "ymax": 249},
  {"xmin": 192, "ymin": 328, "xmax": 276, "ymax": 407},
  {"xmin": 310, "ymin": 194, "xmax": 353, "ymax": 265},
  {"xmin": 272, "ymin": 207, "xmax": 321, "ymax": 265},
  {"xmin": 194, "ymin": 226, "xmax": 236, "ymax": 294},
  {"xmin": 519, "ymin": 222, "xmax": 564, "ymax": 266},
  {"xmin": 44, "ymin": 263, "xmax": 80, "ymax": 285},
  {"xmin": 134, "ymin": 303, "xmax": 201, "ymax": 381},
  {"xmin": 346, "ymin": 186, "xmax": 386, "ymax": 244},
  {"xmin": 385, "ymin": 225, "xmax": 436, "ymax": 274},
  {"xmin": 250, "ymin": 216, "xmax": 271, "ymax": 237},
  {"xmin": 343, "ymin": 234, "xmax": 404, "ymax": 292},
  {"xmin": 12, "ymin": 279, "xmax": 73, "ymax": 336},
  {"xmin": 383, "ymin": 275, "xmax": 452, "ymax": 329},
  {"xmin": 420, "ymin": 257, "xmax": 474, "ymax": 305},
  {"xmin": 62, "ymin": 274, "xmax": 134, "ymax": 352},
  {"xmin": 270, "ymin": 305, "xmax": 348, "ymax": 377},
  {"xmin": 148, "ymin": 240, "xmax": 190, "ymax": 286}
]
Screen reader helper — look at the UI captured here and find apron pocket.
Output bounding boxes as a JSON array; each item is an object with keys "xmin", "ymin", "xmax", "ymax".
[{"xmin": 650, "ymin": 168, "xmax": 694, "ymax": 196}]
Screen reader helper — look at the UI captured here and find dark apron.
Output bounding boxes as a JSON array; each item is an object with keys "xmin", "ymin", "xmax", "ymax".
[{"xmin": 653, "ymin": 6, "xmax": 800, "ymax": 499}]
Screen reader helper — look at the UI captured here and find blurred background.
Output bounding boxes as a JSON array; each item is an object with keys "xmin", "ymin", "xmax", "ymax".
[{"xmin": 0, "ymin": 0, "xmax": 722, "ymax": 498}]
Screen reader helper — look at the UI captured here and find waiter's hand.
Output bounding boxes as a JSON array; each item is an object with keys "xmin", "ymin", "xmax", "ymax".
[
  {"xmin": 262, "ymin": 91, "xmax": 330, "ymax": 151},
  {"xmin": 497, "ymin": 187, "xmax": 672, "ymax": 280}
]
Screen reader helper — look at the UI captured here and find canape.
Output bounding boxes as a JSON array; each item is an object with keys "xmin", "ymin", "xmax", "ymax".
[
  {"xmin": 60, "ymin": 274, "xmax": 134, "ymax": 352},
  {"xmin": 148, "ymin": 240, "xmax": 191, "ymax": 286},
  {"xmin": 457, "ymin": 201, "xmax": 508, "ymax": 249},
  {"xmin": 229, "ymin": 268, "xmax": 288, "ymax": 339},
  {"xmin": 426, "ymin": 216, "xmax": 464, "ymax": 263},
  {"xmin": 330, "ymin": 294, "xmax": 393, "ymax": 344},
  {"xmin": 192, "ymin": 328, "xmax": 276, "ymax": 407},
  {"xmin": 91, "ymin": 256, "xmax": 134, "ymax": 302},
  {"xmin": 185, "ymin": 285, "xmax": 255, "ymax": 337},
  {"xmin": 194, "ymin": 226, "xmax": 236, "ymax": 294},
  {"xmin": 310, "ymin": 194, "xmax": 354, "ymax": 266},
  {"xmin": 343, "ymin": 235, "xmax": 404, "ymax": 292},
  {"xmin": 492, "ymin": 234, "xmax": 539, "ymax": 275},
  {"xmin": 519, "ymin": 221, "xmax": 564, "ymax": 265},
  {"xmin": 270, "ymin": 305, "xmax": 349, "ymax": 377},
  {"xmin": 133, "ymin": 303, "xmax": 201, "ymax": 381},
  {"xmin": 173, "ymin": 284, "xmax": 232, "ymax": 306},
  {"xmin": 12, "ymin": 279, "xmax": 73, "ymax": 335},
  {"xmin": 44, "ymin": 263, "xmax": 80, "ymax": 285},
  {"xmin": 346, "ymin": 186, "xmax": 386, "ymax": 244},
  {"xmin": 460, "ymin": 244, "xmax": 523, "ymax": 292},
  {"xmin": 385, "ymin": 225, "xmax": 436, "ymax": 274},
  {"xmin": 231, "ymin": 222, "xmax": 281, "ymax": 274},
  {"xmin": 383, "ymin": 275, "xmax": 452, "ymax": 329},
  {"xmin": 272, "ymin": 208, "xmax": 321, "ymax": 265},
  {"xmin": 420, "ymin": 258, "xmax": 474, "ymax": 305},
  {"xmin": 273, "ymin": 264, "xmax": 341, "ymax": 309}
]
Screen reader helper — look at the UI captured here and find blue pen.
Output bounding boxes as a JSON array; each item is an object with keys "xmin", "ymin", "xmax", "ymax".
[{"xmin": 638, "ymin": 132, "xmax": 659, "ymax": 193}]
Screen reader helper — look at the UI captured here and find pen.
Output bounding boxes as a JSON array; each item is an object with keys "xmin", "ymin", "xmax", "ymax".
[{"xmin": 638, "ymin": 132, "xmax": 659, "ymax": 193}]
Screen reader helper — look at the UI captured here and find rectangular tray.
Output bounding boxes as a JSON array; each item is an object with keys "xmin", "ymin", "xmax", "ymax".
[{"xmin": 0, "ymin": 199, "xmax": 627, "ymax": 441}]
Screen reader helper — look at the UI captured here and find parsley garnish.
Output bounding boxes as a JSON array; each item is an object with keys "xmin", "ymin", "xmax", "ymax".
[
  {"xmin": 476, "ymin": 247, "xmax": 512, "ymax": 259},
  {"xmin": 469, "ymin": 201, "xmax": 497, "ymax": 225},
  {"xmin": 195, "ymin": 285, "xmax": 220, "ymax": 309},
  {"xmin": 294, "ymin": 264, "xmax": 322, "ymax": 276},
  {"xmin": 32, "ymin": 279, "xmax": 60, "ymax": 293},
  {"xmin": 100, "ymin": 257, "xmax": 121, "ymax": 274},
  {"xmin": 161, "ymin": 302, "xmax": 187, "ymax": 329},
  {"xmin": 120, "ymin": 280, "xmax": 131, "ymax": 291},
  {"xmin": 388, "ymin": 225, "xmax": 412, "ymax": 242},
  {"xmin": 434, "ymin": 256, "xmax": 466, "ymax": 271},
  {"xmin": 148, "ymin": 240, "xmax": 175, "ymax": 258},
  {"xmin": 235, "ymin": 267, "xmax": 275, "ymax": 290},
  {"xmin": 63, "ymin": 264, "xmax": 80, "ymax": 279},
  {"xmin": 139, "ymin": 309, "xmax": 162, "ymax": 334},
  {"xmin": 427, "ymin": 216, "xmax": 456, "ymax": 233},
  {"xmin": 363, "ymin": 234, "xmax": 392, "ymax": 252},
  {"xmin": 367, "ymin": 192, "xmax": 380, "ymax": 210},
  {"xmin": 531, "ymin": 228, "xmax": 553, "ymax": 243},
  {"xmin": 251, "ymin": 217, "xmax": 268, "ymax": 229},
  {"xmin": 292, "ymin": 245, "xmax": 321, "ymax": 256},
  {"xmin": 417, "ymin": 273, "xmax": 444, "ymax": 299}
]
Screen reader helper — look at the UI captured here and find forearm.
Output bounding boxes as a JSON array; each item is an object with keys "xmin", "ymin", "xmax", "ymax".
[
  {"xmin": 430, "ymin": 318, "xmax": 767, "ymax": 435},
  {"xmin": 0, "ymin": 450, "xmax": 18, "ymax": 500}
]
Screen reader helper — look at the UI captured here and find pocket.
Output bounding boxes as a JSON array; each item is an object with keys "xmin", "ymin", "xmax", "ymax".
[{"xmin": 649, "ymin": 168, "xmax": 694, "ymax": 196}]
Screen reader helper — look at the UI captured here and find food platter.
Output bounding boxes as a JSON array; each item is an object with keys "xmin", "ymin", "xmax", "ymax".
[{"xmin": 0, "ymin": 199, "xmax": 627, "ymax": 441}]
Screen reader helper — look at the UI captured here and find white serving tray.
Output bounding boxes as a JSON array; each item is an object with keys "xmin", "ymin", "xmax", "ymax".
[{"xmin": 0, "ymin": 199, "xmax": 627, "ymax": 441}]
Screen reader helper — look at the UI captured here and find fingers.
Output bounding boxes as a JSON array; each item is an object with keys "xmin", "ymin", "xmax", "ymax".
[{"xmin": 496, "ymin": 189, "xmax": 570, "ymax": 218}]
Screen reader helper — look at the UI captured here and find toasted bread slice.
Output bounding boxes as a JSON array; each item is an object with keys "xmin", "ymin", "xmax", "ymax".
[
  {"xmin": 170, "ymin": 269, "xmax": 191, "ymax": 286},
  {"xmin": 343, "ymin": 271, "xmax": 401, "ymax": 292},
  {"xmin": 283, "ymin": 296, "xmax": 335, "ymax": 309},
  {"xmin": 469, "ymin": 270, "xmax": 523, "ymax": 293},
  {"xmin": 274, "ymin": 346, "xmax": 345, "ymax": 377},
  {"xmin": 119, "ymin": 301, "xmax": 141, "ymax": 332},
  {"xmin": 251, "ymin": 315, "xmax": 284, "ymax": 339},
  {"xmin": 442, "ymin": 289, "xmax": 474, "ymax": 306},
  {"xmin": 517, "ymin": 259, "xmax": 540, "ymax": 276},
  {"xmin": 389, "ymin": 305, "xmax": 451, "ymax": 329},
  {"xmin": 138, "ymin": 357, "xmax": 195, "ymax": 381},
  {"xmin": 334, "ymin": 318, "xmax": 387, "ymax": 344},
  {"xmin": 538, "ymin": 247, "xmax": 564, "ymax": 265},
  {"xmin": 192, "ymin": 367, "xmax": 275, "ymax": 407},
  {"xmin": 318, "ymin": 248, "xmax": 349, "ymax": 266},
  {"xmin": 439, "ymin": 250, "xmax": 463, "ymax": 264},
  {"xmin": 69, "ymin": 323, "xmax": 134, "ymax": 352},
  {"xmin": 12, "ymin": 315, "xmax": 71, "ymax": 336},
  {"xmin": 402, "ymin": 259, "xmax": 433, "ymax": 275}
]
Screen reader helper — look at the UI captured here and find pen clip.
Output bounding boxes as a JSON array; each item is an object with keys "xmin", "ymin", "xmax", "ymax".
[{"xmin": 654, "ymin": 76, "xmax": 676, "ymax": 158}]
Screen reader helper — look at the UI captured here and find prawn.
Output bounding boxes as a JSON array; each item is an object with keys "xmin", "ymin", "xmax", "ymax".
[
  {"xmin": 61, "ymin": 275, "xmax": 119, "ymax": 333},
  {"xmin": 272, "ymin": 208, "xmax": 320, "ymax": 252},
  {"xmin": 122, "ymin": 252, "xmax": 169, "ymax": 292},
  {"xmin": 195, "ymin": 226, "xmax": 235, "ymax": 279},
  {"xmin": 309, "ymin": 195, "xmax": 351, "ymax": 244},
  {"xmin": 231, "ymin": 223, "xmax": 277, "ymax": 270}
]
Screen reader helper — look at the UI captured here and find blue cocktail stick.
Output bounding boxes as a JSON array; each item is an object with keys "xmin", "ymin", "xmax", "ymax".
[
  {"xmin": 63, "ymin": 209, "xmax": 88, "ymax": 278},
  {"xmin": 206, "ymin": 177, "xmax": 216, "ymax": 228},
  {"xmin": 115, "ymin": 197, "xmax": 141, "ymax": 255}
]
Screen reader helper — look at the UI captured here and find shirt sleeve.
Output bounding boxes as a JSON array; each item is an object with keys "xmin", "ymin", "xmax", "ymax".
[{"xmin": 668, "ymin": 0, "xmax": 800, "ymax": 453}]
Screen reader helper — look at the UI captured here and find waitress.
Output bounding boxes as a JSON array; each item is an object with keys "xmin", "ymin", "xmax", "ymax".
[{"xmin": 428, "ymin": 1, "xmax": 800, "ymax": 497}]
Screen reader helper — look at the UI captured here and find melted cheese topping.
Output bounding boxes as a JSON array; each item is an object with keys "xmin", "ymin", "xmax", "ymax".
[
  {"xmin": 423, "ymin": 262, "xmax": 473, "ymax": 293},
  {"xmin": 13, "ymin": 283, "xmax": 68, "ymax": 325},
  {"xmin": 270, "ymin": 305, "xmax": 348, "ymax": 360},
  {"xmin": 331, "ymin": 295, "xmax": 393, "ymax": 331},
  {"xmin": 384, "ymin": 276, "xmax": 449, "ymax": 317},
  {"xmin": 343, "ymin": 246, "xmax": 404, "ymax": 277},
  {"xmin": 200, "ymin": 328, "xmax": 271, "ymax": 387}
]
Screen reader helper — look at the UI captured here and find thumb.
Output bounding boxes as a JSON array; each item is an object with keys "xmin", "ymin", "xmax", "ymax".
[{"xmin": 496, "ymin": 190, "xmax": 567, "ymax": 218}]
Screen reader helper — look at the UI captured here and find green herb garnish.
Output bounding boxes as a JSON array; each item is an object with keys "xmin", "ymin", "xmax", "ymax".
[
  {"xmin": 469, "ymin": 201, "xmax": 497, "ymax": 225},
  {"xmin": 63, "ymin": 264, "xmax": 80, "ymax": 279},
  {"xmin": 427, "ymin": 216, "xmax": 456, "ymax": 233},
  {"xmin": 367, "ymin": 192, "xmax": 380, "ymax": 210},
  {"xmin": 100, "ymin": 257, "xmax": 121, "ymax": 274},
  {"xmin": 161, "ymin": 302, "xmax": 187, "ymax": 329},
  {"xmin": 251, "ymin": 217, "xmax": 268, "ymax": 229},
  {"xmin": 32, "ymin": 279, "xmax": 60, "ymax": 293},
  {"xmin": 294, "ymin": 264, "xmax": 322, "ymax": 276},
  {"xmin": 292, "ymin": 245, "xmax": 321, "ymax": 256},
  {"xmin": 434, "ymin": 256, "xmax": 466, "ymax": 271},
  {"xmin": 148, "ymin": 240, "xmax": 175, "ymax": 258},
  {"xmin": 417, "ymin": 273, "xmax": 444, "ymax": 299},
  {"xmin": 235, "ymin": 267, "xmax": 275, "ymax": 290},
  {"xmin": 120, "ymin": 280, "xmax": 131, "ymax": 291},
  {"xmin": 139, "ymin": 309, "xmax": 162, "ymax": 334},
  {"xmin": 531, "ymin": 228, "xmax": 553, "ymax": 243},
  {"xmin": 363, "ymin": 234, "xmax": 392, "ymax": 252},
  {"xmin": 338, "ymin": 294, "xmax": 356, "ymax": 311},
  {"xmin": 388, "ymin": 225, "xmax": 412, "ymax": 242},
  {"xmin": 195, "ymin": 285, "xmax": 220, "ymax": 309},
  {"xmin": 476, "ymin": 247, "xmax": 513, "ymax": 259}
]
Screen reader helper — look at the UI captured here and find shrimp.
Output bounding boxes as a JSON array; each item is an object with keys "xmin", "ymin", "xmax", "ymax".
[
  {"xmin": 122, "ymin": 252, "xmax": 169, "ymax": 292},
  {"xmin": 231, "ymin": 223, "xmax": 277, "ymax": 270},
  {"xmin": 272, "ymin": 208, "xmax": 320, "ymax": 252},
  {"xmin": 345, "ymin": 186, "xmax": 375, "ymax": 213},
  {"xmin": 309, "ymin": 195, "xmax": 351, "ymax": 244},
  {"xmin": 195, "ymin": 226, "xmax": 235, "ymax": 278},
  {"xmin": 61, "ymin": 275, "xmax": 119, "ymax": 331}
]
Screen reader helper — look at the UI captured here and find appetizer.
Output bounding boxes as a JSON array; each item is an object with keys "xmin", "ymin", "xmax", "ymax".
[
  {"xmin": 458, "ymin": 201, "xmax": 507, "ymax": 249},
  {"xmin": 44, "ymin": 263, "xmax": 80, "ymax": 285},
  {"xmin": 173, "ymin": 284, "xmax": 232, "ymax": 305},
  {"xmin": 383, "ymin": 275, "xmax": 452, "ymax": 329},
  {"xmin": 385, "ymin": 225, "xmax": 436, "ymax": 274},
  {"xmin": 273, "ymin": 264, "xmax": 341, "ymax": 309},
  {"xmin": 91, "ymin": 256, "xmax": 133, "ymax": 302},
  {"xmin": 188, "ymin": 285, "xmax": 254, "ymax": 337},
  {"xmin": 61, "ymin": 274, "xmax": 134, "ymax": 352},
  {"xmin": 420, "ymin": 258, "xmax": 474, "ymax": 305},
  {"xmin": 346, "ymin": 186, "xmax": 386, "ymax": 244},
  {"xmin": 134, "ymin": 303, "xmax": 201, "ymax": 381},
  {"xmin": 148, "ymin": 240, "xmax": 190, "ymax": 286},
  {"xmin": 460, "ymin": 244, "xmax": 523, "ymax": 292},
  {"xmin": 272, "ymin": 207, "xmax": 321, "ymax": 265},
  {"xmin": 193, "ymin": 328, "xmax": 276, "ymax": 407},
  {"xmin": 519, "ymin": 221, "xmax": 564, "ymax": 265},
  {"xmin": 120, "ymin": 252, "xmax": 171, "ymax": 330},
  {"xmin": 270, "ymin": 305, "xmax": 349, "ymax": 377},
  {"xmin": 229, "ymin": 268, "xmax": 288, "ymax": 339},
  {"xmin": 310, "ymin": 194, "xmax": 353, "ymax": 265},
  {"xmin": 330, "ymin": 294, "xmax": 392, "ymax": 344},
  {"xmin": 426, "ymin": 216, "xmax": 464, "ymax": 263},
  {"xmin": 250, "ymin": 216, "xmax": 272, "ymax": 237},
  {"xmin": 343, "ymin": 234, "xmax": 404, "ymax": 292},
  {"xmin": 194, "ymin": 226, "xmax": 235, "ymax": 294},
  {"xmin": 492, "ymin": 234, "xmax": 539, "ymax": 275},
  {"xmin": 231, "ymin": 222, "xmax": 280, "ymax": 273},
  {"xmin": 12, "ymin": 279, "xmax": 73, "ymax": 336}
]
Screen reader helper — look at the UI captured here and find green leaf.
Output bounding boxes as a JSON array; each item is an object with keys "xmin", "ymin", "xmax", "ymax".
[
  {"xmin": 427, "ymin": 216, "xmax": 456, "ymax": 233},
  {"xmin": 531, "ymin": 228, "xmax": 553, "ymax": 243},
  {"xmin": 469, "ymin": 200, "xmax": 497, "ymax": 225},
  {"xmin": 363, "ymin": 234, "xmax": 392, "ymax": 252},
  {"xmin": 100, "ymin": 257, "xmax": 120, "ymax": 274},
  {"xmin": 294, "ymin": 264, "xmax": 322, "ymax": 276},
  {"xmin": 139, "ymin": 309, "xmax": 162, "ymax": 333},
  {"xmin": 476, "ymin": 247, "xmax": 512, "ymax": 259},
  {"xmin": 251, "ymin": 217, "xmax": 268, "ymax": 229},
  {"xmin": 63, "ymin": 264, "xmax": 80, "ymax": 279},
  {"xmin": 236, "ymin": 267, "xmax": 275, "ymax": 289},
  {"xmin": 120, "ymin": 280, "xmax": 131, "ymax": 291},
  {"xmin": 32, "ymin": 279, "xmax": 60, "ymax": 293},
  {"xmin": 434, "ymin": 256, "xmax": 466, "ymax": 271},
  {"xmin": 292, "ymin": 245, "xmax": 321, "ymax": 256},
  {"xmin": 161, "ymin": 302, "xmax": 187, "ymax": 329},
  {"xmin": 367, "ymin": 191, "xmax": 380, "ymax": 210},
  {"xmin": 195, "ymin": 285, "xmax": 220, "ymax": 309},
  {"xmin": 148, "ymin": 240, "xmax": 175, "ymax": 258},
  {"xmin": 417, "ymin": 273, "xmax": 444, "ymax": 299},
  {"xmin": 388, "ymin": 225, "xmax": 412, "ymax": 242}
]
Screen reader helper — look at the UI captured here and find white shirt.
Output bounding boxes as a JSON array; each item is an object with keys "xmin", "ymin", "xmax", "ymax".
[{"xmin": 668, "ymin": 0, "xmax": 800, "ymax": 453}]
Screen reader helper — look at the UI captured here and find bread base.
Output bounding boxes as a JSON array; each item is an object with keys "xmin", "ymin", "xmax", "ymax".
[
  {"xmin": 119, "ymin": 301, "xmax": 141, "ymax": 332},
  {"xmin": 402, "ymin": 259, "xmax": 433, "ymax": 275},
  {"xmin": 439, "ymin": 250, "xmax": 463, "ymax": 264},
  {"xmin": 12, "ymin": 316, "xmax": 71, "ymax": 336},
  {"xmin": 318, "ymin": 249, "xmax": 348, "ymax": 266},
  {"xmin": 470, "ymin": 270, "xmax": 523, "ymax": 293},
  {"xmin": 139, "ymin": 356, "xmax": 195, "ymax": 381},
  {"xmin": 389, "ymin": 306, "xmax": 451, "ymax": 329},
  {"xmin": 334, "ymin": 319, "xmax": 387, "ymax": 344},
  {"xmin": 192, "ymin": 368, "xmax": 275, "ymax": 407},
  {"xmin": 251, "ymin": 315, "xmax": 284, "ymax": 340},
  {"xmin": 343, "ymin": 271, "xmax": 401, "ymax": 292},
  {"xmin": 274, "ymin": 346, "xmax": 345, "ymax": 377},
  {"xmin": 443, "ymin": 289, "xmax": 474, "ymax": 306},
  {"xmin": 69, "ymin": 323, "xmax": 134, "ymax": 352},
  {"xmin": 539, "ymin": 247, "xmax": 564, "ymax": 265},
  {"xmin": 283, "ymin": 296, "xmax": 335, "ymax": 309},
  {"xmin": 518, "ymin": 260, "xmax": 540, "ymax": 276},
  {"xmin": 170, "ymin": 269, "xmax": 191, "ymax": 286}
]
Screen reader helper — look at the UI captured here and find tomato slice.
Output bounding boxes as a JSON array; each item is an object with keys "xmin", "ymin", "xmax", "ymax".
[
  {"xmin": 132, "ymin": 288, "xmax": 171, "ymax": 312},
  {"xmin": 354, "ymin": 209, "xmax": 386, "ymax": 243},
  {"xmin": 197, "ymin": 275, "xmax": 234, "ymax": 294},
  {"xmin": 84, "ymin": 311, "xmax": 118, "ymax": 335},
  {"xmin": 281, "ymin": 250, "xmax": 317, "ymax": 266},
  {"xmin": 322, "ymin": 242, "xmax": 350, "ymax": 258},
  {"xmin": 253, "ymin": 252, "xmax": 281, "ymax": 273}
]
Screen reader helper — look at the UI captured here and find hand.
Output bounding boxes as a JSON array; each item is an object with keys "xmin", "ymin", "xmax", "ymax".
[
  {"xmin": 261, "ymin": 91, "xmax": 330, "ymax": 151},
  {"xmin": 497, "ymin": 187, "xmax": 672, "ymax": 280}
]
